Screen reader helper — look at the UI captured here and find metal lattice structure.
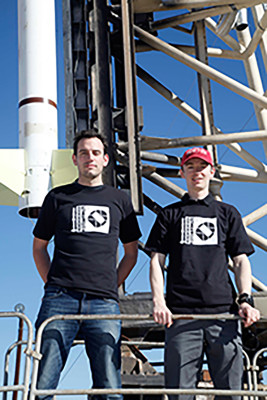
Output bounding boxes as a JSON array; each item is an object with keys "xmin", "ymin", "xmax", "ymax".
[{"xmin": 62, "ymin": 0, "xmax": 267, "ymax": 391}]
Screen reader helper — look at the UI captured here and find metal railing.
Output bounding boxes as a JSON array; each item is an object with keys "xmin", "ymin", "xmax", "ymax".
[
  {"xmin": 1, "ymin": 312, "xmax": 267, "ymax": 400},
  {"xmin": 0, "ymin": 312, "xmax": 33, "ymax": 400},
  {"xmin": 3, "ymin": 339, "xmax": 29, "ymax": 400},
  {"xmin": 252, "ymin": 348, "xmax": 267, "ymax": 400}
]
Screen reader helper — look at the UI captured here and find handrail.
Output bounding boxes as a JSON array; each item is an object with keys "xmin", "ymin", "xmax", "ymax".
[
  {"xmin": 0, "ymin": 312, "xmax": 33, "ymax": 400},
  {"xmin": 31, "ymin": 387, "xmax": 267, "ymax": 397},
  {"xmin": 0, "ymin": 312, "xmax": 266, "ymax": 399},
  {"xmin": 242, "ymin": 348, "xmax": 253, "ymax": 400},
  {"xmin": 29, "ymin": 313, "xmax": 267, "ymax": 400},
  {"xmin": 252, "ymin": 347, "xmax": 267, "ymax": 400},
  {"xmin": 3, "ymin": 340, "xmax": 28, "ymax": 390}
]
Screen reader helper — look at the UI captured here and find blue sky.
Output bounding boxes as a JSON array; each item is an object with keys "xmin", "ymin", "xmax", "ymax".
[{"xmin": 0, "ymin": 0, "xmax": 266, "ymax": 395}]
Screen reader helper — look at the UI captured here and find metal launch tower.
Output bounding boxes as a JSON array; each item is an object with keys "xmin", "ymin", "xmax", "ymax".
[
  {"xmin": 61, "ymin": 0, "xmax": 267, "ymax": 394},
  {"xmin": 0, "ymin": 0, "xmax": 267, "ymax": 398}
]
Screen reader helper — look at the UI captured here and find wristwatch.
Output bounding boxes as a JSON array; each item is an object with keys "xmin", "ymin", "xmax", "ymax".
[{"xmin": 237, "ymin": 293, "xmax": 254, "ymax": 307}]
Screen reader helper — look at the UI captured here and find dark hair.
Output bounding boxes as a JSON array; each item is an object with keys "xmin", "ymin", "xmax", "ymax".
[{"xmin": 73, "ymin": 130, "xmax": 108, "ymax": 155}]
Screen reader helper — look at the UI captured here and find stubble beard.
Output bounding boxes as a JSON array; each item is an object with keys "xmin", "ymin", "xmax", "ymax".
[{"xmin": 80, "ymin": 165, "xmax": 103, "ymax": 184}]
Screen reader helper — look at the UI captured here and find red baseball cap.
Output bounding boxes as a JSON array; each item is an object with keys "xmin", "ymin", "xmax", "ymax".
[{"xmin": 181, "ymin": 147, "xmax": 213, "ymax": 167}]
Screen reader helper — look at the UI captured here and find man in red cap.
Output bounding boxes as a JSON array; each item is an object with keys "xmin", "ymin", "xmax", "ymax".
[{"xmin": 146, "ymin": 147, "xmax": 260, "ymax": 400}]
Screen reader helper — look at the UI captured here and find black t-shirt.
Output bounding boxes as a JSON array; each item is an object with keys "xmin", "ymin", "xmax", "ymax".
[
  {"xmin": 33, "ymin": 182, "xmax": 141, "ymax": 301},
  {"xmin": 146, "ymin": 193, "xmax": 254, "ymax": 314}
]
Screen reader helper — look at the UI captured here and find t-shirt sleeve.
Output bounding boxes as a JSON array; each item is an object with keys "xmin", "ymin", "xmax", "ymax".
[
  {"xmin": 146, "ymin": 209, "xmax": 170, "ymax": 255},
  {"xmin": 119, "ymin": 195, "xmax": 142, "ymax": 244},
  {"xmin": 226, "ymin": 206, "xmax": 254, "ymax": 258},
  {"xmin": 33, "ymin": 191, "xmax": 57, "ymax": 241}
]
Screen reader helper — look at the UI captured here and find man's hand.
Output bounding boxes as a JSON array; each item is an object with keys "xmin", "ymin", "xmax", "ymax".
[
  {"xmin": 153, "ymin": 301, "xmax": 173, "ymax": 328},
  {"xmin": 238, "ymin": 303, "xmax": 260, "ymax": 328}
]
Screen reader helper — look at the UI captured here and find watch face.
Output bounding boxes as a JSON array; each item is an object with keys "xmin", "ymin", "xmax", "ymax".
[{"xmin": 247, "ymin": 297, "xmax": 254, "ymax": 307}]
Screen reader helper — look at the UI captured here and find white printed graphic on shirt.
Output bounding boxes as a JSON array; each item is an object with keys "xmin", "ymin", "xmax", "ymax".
[
  {"xmin": 72, "ymin": 205, "xmax": 110, "ymax": 233},
  {"xmin": 180, "ymin": 216, "xmax": 218, "ymax": 245}
]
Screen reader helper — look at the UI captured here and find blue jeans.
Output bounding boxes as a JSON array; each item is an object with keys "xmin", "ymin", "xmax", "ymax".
[{"xmin": 35, "ymin": 285, "xmax": 122, "ymax": 400}]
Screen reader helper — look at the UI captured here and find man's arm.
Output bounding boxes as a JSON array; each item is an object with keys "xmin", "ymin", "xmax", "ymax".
[
  {"xmin": 117, "ymin": 240, "xmax": 138, "ymax": 287},
  {"xmin": 232, "ymin": 253, "xmax": 260, "ymax": 328},
  {"xmin": 150, "ymin": 252, "xmax": 173, "ymax": 328},
  {"xmin": 33, "ymin": 237, "xmax": 51, "ymax": 283}
]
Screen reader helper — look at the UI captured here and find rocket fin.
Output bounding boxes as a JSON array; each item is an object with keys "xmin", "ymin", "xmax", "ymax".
[
  {"xmin": 0, "ymin": 149, "xmax": 25, "ymax": 206},
  {"xmin": 51, "ymin": 149, "xmax": 78, "ymax": 188}
]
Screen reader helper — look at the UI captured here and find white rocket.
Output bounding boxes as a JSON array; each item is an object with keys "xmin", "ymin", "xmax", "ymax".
[{"xmin": 0, "ymin": 0, "xmax": 77, "ymax": 217}]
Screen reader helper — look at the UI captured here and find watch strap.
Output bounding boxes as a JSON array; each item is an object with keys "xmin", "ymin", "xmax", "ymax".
[{"xmin": 237, "ymin": 293, "xmax": 254, "ymax": 307}]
